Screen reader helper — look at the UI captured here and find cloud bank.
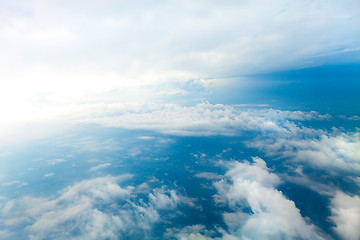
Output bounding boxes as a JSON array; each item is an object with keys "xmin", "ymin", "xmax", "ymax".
[{"xmin": 0, "ymin": 0, "xmax": 359, "ymax": 130}]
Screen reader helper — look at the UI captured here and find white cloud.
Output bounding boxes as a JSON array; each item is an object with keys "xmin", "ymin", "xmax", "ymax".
[
  {"xmin": 46, "ymin": 158, "xmax": 66, "ymax": 166},
  {"xmin": 251, "ymin": 131, "xmax": 360, "ymax": 174},
  {"xmin": 213, "ymin": 158, "xmax": 324, "ymax": 239},
  {"xmin": 195, "ymin": 172, "xmax": 223, "ymax": 180},
  {"xmin": 137, "ymin": 136, "xmax": 155, "ymax": 140},
  {"xmin": 89, "ymin": 163, "xmax": 111, "ymax": 172},
  {"xmin": 2, "ymin": 0, "xmax": 358, "ymax": 78},
  {"xmin": 79, "ymin": 103, "xmax": 329, "ymax": 137},
  {"xmin": 0, "ymin": 101, "xmax": 332, "ymax": 146},
  {"xmin": 165, "ymin": 225, "xmax": 216, "ymax": 240},
  {"xmin": 339, "ymin": 115, "xmax": 360, "ymax": 121},
  {"xmin": 166, "ymin": 158, "xmax": 326, "ymax": 239},
  {"xmin": 1, "ymin": 180, "xmax": 27, "ymax": 187},
  {"xmin": 0, "ymin": 174, "xmax": 192, "ymax": 239},
  {"xmin": 330, "ymin": 191, "xmax": 360, "ymax": 240},
  {"xmin": 43, "ymin": 173, "xmax": 54, "ymax": 178}
]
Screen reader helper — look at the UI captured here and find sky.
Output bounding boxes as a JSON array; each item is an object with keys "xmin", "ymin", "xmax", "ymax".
[
  {"xmin": 0, "ymin": 1, "xmax": 360, "ymax": 240},
  {"xmin": 0, "ymin": 0, "xmax": 359, "ymax": 129}
]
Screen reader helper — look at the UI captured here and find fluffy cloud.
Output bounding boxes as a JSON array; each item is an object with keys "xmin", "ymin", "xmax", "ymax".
[
  {"xmin": 330, "ymin": 191, "xmax": 360, "ymax": 240},
  {"xmin": 0, "ymin": 175, "xmax": 190, "ymax": 240},
  {"xmin": 251, "ymin": 130, "xmax": 360, "ymax": 174},
  {"xmin": 167, "ymin": 158, "xmax": 325, "ymax": 239},
  {"xmin": 213, "ymin": 158, "xmax": 324, "ymax": 240}
]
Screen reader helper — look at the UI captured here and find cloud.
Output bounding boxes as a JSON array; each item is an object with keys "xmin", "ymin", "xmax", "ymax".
[
  {"xmin": 0, "ymin": 175, "xmax": 192, "ymax": 239},
  {"xmin": 68, "ymin": 137, "xmax": 122, "ymax": 153},
  {"xmin": 251, "ymin": 130, "xmax": 360, "ymax": 174},
  {"xmin": 166, "ymin": 158, "xmax": 326, "ymax": 239},
  {"xmin": 339, "ymin": 115, "xmax": 360, "ymax": 121},
  {"xmin": 46, "ymin": 158, "xmax": 66, "ymax": 166},
  {"xmin": 89, "ymin": 163, "xmax": 111, "ymax": 172},
  {"xmin": 0, "ymin": 101, "xmax": 332, "ymax": 147},
  {"xmin": 165, "ymin": 225, "xmax": 216, "ymax": 240},
  {"xmin": 1, "ymin": 0, "xmax": 358, "ymax": 80},
  {"xmin": 0, "ymin": 151, "xmax": 12, "ymax": 157},
  {"xmin": 1, "ymin": 180, "xmax": 27, "ymax": 187},
  {"xmin": 0, "ymin": 230, "xmax": 13, "ymax": 240},
  {"xmin": 195, "ymin": 172, "xmax": 223, "ymax": 180},
  {"xmin": 43, "ymin": 173, "xmax": 54, "ymax": 178},
  {"xmin": 215, "ymin": 158, "xmax": 324, "ymax": 239},
  {"xmin": 137, "ymin": 136, "xmax": 155, "ymax": 140},
  {"xmin": 0, "ymin": 0, "xmax": 358, "ymax": 136},
  {"xmin": 80, "ymin": 103, "xmax": 329, "ymax": 137},
  {"xmin": 330, "ymin": 191, "xmax": 360, "ymax": 240}
]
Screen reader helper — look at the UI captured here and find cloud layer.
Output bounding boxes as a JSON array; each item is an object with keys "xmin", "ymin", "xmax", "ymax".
[
  {"xmin": 0, "ymin": 175, "xmax": 191, "ymax": 240},
  {"xmin": 0, "ymin": 0, "xmax": 359, "ymax": 130}
]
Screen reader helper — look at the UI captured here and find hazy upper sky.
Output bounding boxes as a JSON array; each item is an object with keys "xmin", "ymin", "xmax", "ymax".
[{"xmin": 0, "ymin": 0, "xmax": 359, "ymax": 132}]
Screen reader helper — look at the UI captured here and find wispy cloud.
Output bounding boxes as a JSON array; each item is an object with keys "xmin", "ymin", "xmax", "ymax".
[
  {"xmin": 43, "ymin": 173, "xmax": 54, "ymax": 178},
  {"xmin": 89, "ymin": 163, "xmax": 111, "ymax": 172},
  {"xmin": 46, "ymin": 158, "xmax": 66, "ymax": 166},
  {"xmin": 0, "ymin": 151, "xmax": 12, "ymax": 157}
]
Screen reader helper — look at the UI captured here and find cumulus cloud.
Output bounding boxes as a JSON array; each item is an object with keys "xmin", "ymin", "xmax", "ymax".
[
  {"xmin": 167, "ymin": 158, "xmax": 325, "ymax": 239},
  {"xmin": 251, "ymin": 130, "xmax": 360, "ymax": 174},
  {"xmin": 214, "ymin": 157, "xmax": 324, "ymax": 239},
  {"xmin": 330, "ymin": 191, "xmax": 360, "ymax": 240},
  {"xmin": 0, "ymin": 175, "xmax": 191, "ymax": 239}
]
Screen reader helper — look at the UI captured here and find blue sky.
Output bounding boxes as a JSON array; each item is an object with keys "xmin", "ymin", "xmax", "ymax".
[{"xmin": 0, "ymin": 1, "xmax": 360, "ymax": 240}]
